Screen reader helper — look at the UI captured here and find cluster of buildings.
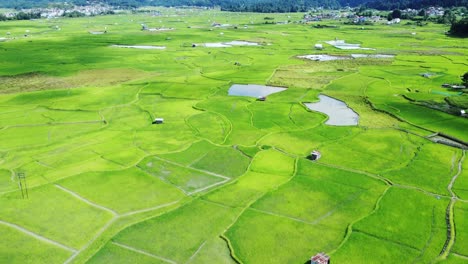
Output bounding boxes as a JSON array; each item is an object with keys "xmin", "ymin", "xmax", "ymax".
[
  {"xmin": 2, "ymin": 4, "xmax": 113, "ymax": 19},
  {"xmin": 400, "ymin": 7, "xmax": 445, "ymax": 17},
  {"xmin": 303, "ymin": 6, "xmax": 447, "ymax": 24},
  {"xmin": 304, "ymin": 12, "xmax": 384, "ymax": 24},
  {"xmin": 426, "ymin": 6, "xmax": 445, "ymax": 16},
  {"xmin": 303, "ymin": 11, "xmax": 342, "ymax": 22}
]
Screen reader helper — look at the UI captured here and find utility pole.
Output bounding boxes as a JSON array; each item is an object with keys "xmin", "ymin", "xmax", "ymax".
[{"xmin": 17, "ymin": 172, "xmax": 28, "ymax": 199}]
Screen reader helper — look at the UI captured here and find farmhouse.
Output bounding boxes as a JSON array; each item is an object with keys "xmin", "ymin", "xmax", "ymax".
[
  {"xmin": 308, "ymin": 150, "xmax": 321, "ymax": 161},
  {"xmin": 311, "ymin": 252, "xmax": 330, "ymax": 264},
  {"xmin": 441, "ymin": 83, "xmax": 466, "ymax": 89},
  {"xmin": 152, "ymin": 118, "xmax": 164, "ymax": 124},
  {"xmin": 421, "ymin": 73, "xmax": 433, "ymax": 78}
]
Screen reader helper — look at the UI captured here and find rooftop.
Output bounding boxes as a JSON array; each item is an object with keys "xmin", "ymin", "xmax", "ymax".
[{"xmin": 311, "ymin": 252, "xmax": 329, "ymax": 264}]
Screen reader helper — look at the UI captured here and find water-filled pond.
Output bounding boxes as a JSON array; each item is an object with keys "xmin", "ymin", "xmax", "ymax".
[
  {"xmin": 111, "ymin": 45, "xmax": 166, "ymax": 50},
  {"xmin": 304, "ymin": 95, "xmax": 359, "ymax": 126},
  {"xmin": 228, "ymin": 84, "xmax": 286, "ymax": 98},
  {"xmin": 298, "ymin": 54, "xmax": 395, "ymax": 61},
  {"xmin": 297, "ymin": 54, "xmax": 349, "ymax": 61},
  {"xmin": 326, "ymin": 40, "xmax": 375, "ymax": 50},
  {"xmin": 351, "ymin": 54, "xmax": 394, "ymax": 59},
  {"xmin": 197, "ymin": 41, "xmax": 260, "ymax": 48}
]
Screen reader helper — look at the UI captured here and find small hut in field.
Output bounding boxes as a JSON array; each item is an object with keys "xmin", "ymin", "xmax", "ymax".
[
  {"xmin": 152, "ymin": 118, "xmax": 164, "ymax": 124},
  {"xmin": 308, "ymin": 150, "xmax": 321, "ymax": 161},
  {"xmin": 311, "ymin": 252, "xmax": 329, "ymax": 264}
]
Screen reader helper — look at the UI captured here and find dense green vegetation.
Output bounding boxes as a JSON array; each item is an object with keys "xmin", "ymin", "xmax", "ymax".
[
  {"xmin": 365, "ymin": 0, "xmax": 468, "ymax": 10},
  {"xmin": 0, "ymin": 7, "xmax": 467, "ymax": 264},
  {"xmin": 2, "ymin": 0, "xmax": 468, "ymax": 11}
]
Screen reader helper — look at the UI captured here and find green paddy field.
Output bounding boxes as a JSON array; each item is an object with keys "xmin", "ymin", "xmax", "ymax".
[{"xmin": 0, "ymin": 8, "xmax": 467, "ymax": 263}]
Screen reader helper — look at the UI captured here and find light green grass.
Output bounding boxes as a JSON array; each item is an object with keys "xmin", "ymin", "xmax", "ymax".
[
  {"xmin": 0, "ymin": 224, "xmax": 72, "ymax": 264},
  {"xmin": 203, "ymin": 170, "xmax": 293, "ymax": 208},
  {"xmin": 452, "ymin": 202, "xmax": 468, "ymax": 256},
  {"xmin": 226, "ymin": 209, "xmax": 341, "ymax": 264},
  {"xmin": 191, "ymin": 146, "xmax": 251, "ymax": 178},
  {"xmin": 58, "ymin": 167, "xmax": 185, "ymax": 213},
  {"xmin": 138, "ymin": 155, "xmax": 226, "ymax": 193},
  {"xmin": 86, "ymin": 242, "xmax": 167, "ymax": 264},
  {"xmin": 187, "ymin": 237, "xmax": 236, "ymax": 264},
  {"xmin": 0, "ymin": 168, "xmax": 15, "ymax": 193},
  {"xmin": 383, "ymin": 143, "xmax": 459, "ymax": 195},
  {"xmin": 0, "ymin": 184, "xmax": 113, "ymax": 249},
  {"xmin": 188, "ymin": 112, "xmax": 230, "ymax": 144},
  {"xmin": 259, "ymin": 125, "xmax": 355, "ymax": 156},
  {"xmin": 253, "ymin": 160, "xmax": 387, "ymax": 224},
  {"xmin": 350, "ymin": 187, "xmax": 448, "ymax": 262},
  {"xmin": 113, "ymin": 200, "xmax": 240, "ymax": 263},
  {"xmin": 332, "ymin": 231, "xmax": 421, "ymax": 263},
  {"xmin": 453, "ymin": 155, "xmax": 468, "ymax": 200},
  {"xmin": 250, "ymin": 149, "xmax": 295, "ymax": 176}
]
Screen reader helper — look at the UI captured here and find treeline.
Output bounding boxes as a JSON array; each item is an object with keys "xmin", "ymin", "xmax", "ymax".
[
  {"xmin": 0, "ymin": 11, "xmax": 41, "ymax": 21},
  {"xmin": 1, "ymin": 0, "xmax": 86, "ymax": 9},
  {"xmin": 0, "ymin": 0, "xmax": 342, "ymax": 12},
  {"xmin": 218, "ymin": 0, "xmax": 341, "ymax": 12},
  {"xmin": 122, "ymin": 0, "xmax": 343, "ymax": 12},
  {"xmin": 364, "ymin": 0, "xmax": 468, "ymax": 10},
  {"xmin": 450, "ymin": 17, "xmax": 468, "ymax": 37},
  {"xmin": 1, "ymin": 0, "xmax": 468, "ymax": 11}
]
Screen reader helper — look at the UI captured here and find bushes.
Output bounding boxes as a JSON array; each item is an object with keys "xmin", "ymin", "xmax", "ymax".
[{"xmin": 449, "ymin": 17, "xmax": 468, "ymax": 37}]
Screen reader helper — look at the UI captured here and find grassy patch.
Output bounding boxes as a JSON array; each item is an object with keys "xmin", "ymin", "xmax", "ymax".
[
  {"xmin": 332, "ymin": 231, "xmax": 421, "ymax": 263},
  {"xmin": 453, "ymin": 155, "xmax": 468, "ymax": 200},
  {"xmin": 452, "ymin": 202, "xmax": 468, "ymax": 256},
  {"xmin": 58, "ymin": 168, "xmax": 185, "ymax": 213},
  {"xmin": 383, "ymin": 142, "xmax": 459, "ymax": 195},
  {"xmin": 191, "ymin": 146, "xmax": 251, "ymax": 178},
  {"xmin": 250, "ymin": 149, "xmax": 295, "ymax": 176},
  {"xmin": 0, "ymin": 224, "xmax": 72, "ymax": 264},
  {"xmin": 318, "ymin": 128, "xmax": 419, "ymax": 174},
  {"xmin": 86, "ymin": 242, "xmax": 167, "ymax": 264},
  {"xmin": 0, "ymin": 184, "xmax": 113, "ymax": 249},
  {"xmin": 113, "ymin": 200, "xmax": 240, "ymax": 263},
  {"xmin": 350, "ymin": 188, "xmax": 447, "ymax": 262},
  {"xmin": 138, "ymin": 156, "xmax": 226, "ymax": 194},
  {"xmin": 225, "ymin": 209, "xmax": 341, "ymax": 264}
]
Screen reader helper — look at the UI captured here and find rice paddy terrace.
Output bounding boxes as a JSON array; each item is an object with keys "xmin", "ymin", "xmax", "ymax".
[{"xmin": 0, "ymin": 8, "xmax": 467, "ymax": 264}]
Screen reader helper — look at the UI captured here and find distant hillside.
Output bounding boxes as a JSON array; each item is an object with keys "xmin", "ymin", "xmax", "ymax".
[
  {"xmin": 364, "ymin": 0, "xmax": 468, "ymax": 10},
  {"xmin": 1, "ymin": 0, "xmax": 467, "ymax": 11}
]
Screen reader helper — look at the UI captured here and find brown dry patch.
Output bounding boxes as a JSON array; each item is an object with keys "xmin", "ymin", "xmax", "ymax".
[
  {"xmin": 0, "ymin": 68, "xmax": 158, "ymax": 94},
  {"xmin": 268, "ymin": 58, "xmax": 395, "ymax": 89}
]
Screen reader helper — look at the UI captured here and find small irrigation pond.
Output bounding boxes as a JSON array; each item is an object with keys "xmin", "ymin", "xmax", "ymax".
[
  {"xmin": 111, "ymin": 45, "xmax": 166, "ymax": 50},
  {"xmin": 228, "ymin": 84, "xmax": 286, "ymax": 98},
  {"xmin": 325, "ymin": 40, "xmax": 375, "ymax": 50},
  {"xmin": 304, "ymin": 95, "xmax": 359, "ymax": 126},
  {"xmin": 298, "ymin": 54, "xmax": 394, "ymax": 61},
  {"xmin": 195, "ymin": 41, "xmax": 260, "ymax": 48}
]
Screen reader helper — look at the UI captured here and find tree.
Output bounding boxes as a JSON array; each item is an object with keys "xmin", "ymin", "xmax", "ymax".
[
  {"xmin": 439, "ymin": 9, "xmax": 457, "ymax": 24},
  {"xmin": 391, "ymin": 9, "xmax": 401, "ymax": 19},
  {"xmin": 449, "ymin": 17, "xmax": 468, "ymax": 37},
  {"xmin": 462, "ymin": 72, "xmax": 468, "ymax": 87}
]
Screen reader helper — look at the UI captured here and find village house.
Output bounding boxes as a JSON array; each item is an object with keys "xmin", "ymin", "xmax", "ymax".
[
  {"xmin": 311, "ymin": 252, "xmax": 330, "ymax": 264},
  {"xmin": 308, "ymin": 150, "xmax": 321, "ymax": 161},
  {"xmin": 152, "ymin": 118, "xmax": 164, "ymax": 124}
]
